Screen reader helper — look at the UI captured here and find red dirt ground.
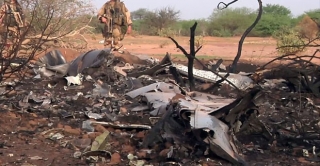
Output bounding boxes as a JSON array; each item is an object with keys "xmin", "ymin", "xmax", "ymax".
[{"xmin": 37, "ymin": 34, "xmax": 319, "ymax": 65}]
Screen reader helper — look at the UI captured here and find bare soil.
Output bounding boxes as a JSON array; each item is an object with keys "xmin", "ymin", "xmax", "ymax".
[{"xmin": 1, "ymin": 35, "xmax": 319, "ymax": 165}]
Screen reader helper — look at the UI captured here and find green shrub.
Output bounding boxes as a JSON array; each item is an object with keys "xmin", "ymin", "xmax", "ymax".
[
  {"xmin": 273, "ymin": 27, "xmax": 305, "ymax": 55},
  {"xmin": 194, "ymin": 35, "xmax": 204, "ymax": 49},
  {"xmin": 211, "ymin": 29, "xmax": 232, "ymax": 37},
  {"xmin": 158, "ymin": 28, "xmax": 176, "ymax": 37}
]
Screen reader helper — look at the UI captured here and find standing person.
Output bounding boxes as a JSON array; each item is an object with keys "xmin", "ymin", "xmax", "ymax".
[
  {"xmin": 0, "ymin": 0, "xmax": 26, "ymax": 58},
  {"xmin": 97, "ymin": 0, "xmax": 132, "ymax": 52},
  {"xmin": 0, "ymin": 0, "xmax": 25, "ymax": 40}
]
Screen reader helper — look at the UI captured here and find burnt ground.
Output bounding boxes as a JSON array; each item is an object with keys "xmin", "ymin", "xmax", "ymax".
[{"xmin": 0, "ymin": 56, "xmax": 320, "ymax": 166}]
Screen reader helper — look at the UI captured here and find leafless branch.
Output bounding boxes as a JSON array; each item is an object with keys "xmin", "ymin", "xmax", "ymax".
[
  {"xmin": 217, "ymin": 0, "xmax": 239, "ymax": 10},
  {"xmin": 229, "ymin": 0, "xmax": 263, "ymax": 73},
  {"xmin": 0, "ymin": 0, "xmax": 95, "ymax": 84},
  {"xmin": 168, "ymin": 32, "xmax": 241, "ymax": 92}
]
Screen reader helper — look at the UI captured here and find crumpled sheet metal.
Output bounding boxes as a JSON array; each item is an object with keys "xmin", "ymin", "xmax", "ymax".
[
  {"xmin": 179, "ymin": 99, "xmax": 223, "ymax": 113},
  {"xmin": 131, "ymin": 54, "xmax": 160, "ymax": 65},
  {"xmin": 172, "ymin": 63, "xmax": 253, "ymax": 90},
  {"xmin": 65, "ymin": 74, "xmax": 83, "ymax": 86},
  {"xmin": 126, "ymin": 83, "xmax": 236, "ymax": 115},
  {"xmin": 144, "ymin": 92, "xmax": 177, "ymax": 115},
  {"xmin": 113, "ymin": 63, "xmax": 134, "ymax": 77},
  {"xmin": 189, "ymin": 91, "xmax": 236, "ymax": 109},
  {"xmin": 19, "ymin": 91, "xmax": 52, "ymax": 108},
  {"xmin": 34, "ymin": 65, "xmax": 69, "ymax": 78},
  {"xmin": 34, "ymin": 48, "xmax": 112, "ymax": 78},
  {"xmin": 68, "ymin": 49, "xmax": 112, "ymax": 76},
  {"xmin": 92, "ymin": 81, "xmax": 114, "ymax": 98},
  {"xmin": 130, "ymin": 82, "xmax": 244, "ymax": 164},
  {"xmin": 34, "ymin": 50, "xmax": 70, "ymax": 77},
  {"xmin": 37, "ymin": 49, "xmax": 67, "ymax": 66},
  {"xmin": 182, "ymin": 105, "xmax": 245, "ymax": 165},
  {"xmin": 125, "ymin": 82, "xmax": 181, "ymax": 98},
  {"xmin": 126, "ymin": 82, "xmax": 180, "ymax": 115}
]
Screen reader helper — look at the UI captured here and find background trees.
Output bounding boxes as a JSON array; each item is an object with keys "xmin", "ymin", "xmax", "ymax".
[
  {"xmin": 124, "ymin": 4, "xmax": 319, "ymax": 38},
  {"xmin": 207, "ymin": 7, "xmax": 257, "ymax": 37},
  {"xmin": 131, "ymin": 7, "xmax": 180, "ymax": 36}
]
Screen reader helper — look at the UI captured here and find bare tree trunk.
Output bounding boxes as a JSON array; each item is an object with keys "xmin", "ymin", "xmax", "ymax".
[
  {"xmin": 229, "ymin": 0, "xmax": 262, "ymax": 73},
  {"xmin": 188, "ymin": 23, "xmax": 197, "ymax": 90}
]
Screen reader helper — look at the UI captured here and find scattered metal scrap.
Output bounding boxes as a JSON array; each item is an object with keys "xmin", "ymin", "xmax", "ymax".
[
  {"xmin": 2, "ymin": 48, "xmax": 320, "ymax": 165},
  {"xmin": 173, "ymin": 63, "xmax": 253, "ymax": 90},
  {"xmin": 113, "ymin": 63, "xmax": 134, "ymax": 77},
  {"xmin": 33, "ymin": 48, "xmax": 113, "ymax": 81},
  {"xmin": 126, "ymin": 81, "xmax": 255, "ymax": 165}
]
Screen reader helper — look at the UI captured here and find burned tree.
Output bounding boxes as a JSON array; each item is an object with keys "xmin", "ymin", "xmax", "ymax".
[
  {"xmin": 167, "ymin": 0, "xmax": 263, "ymax": 91},
  {"xmin": 168, "ymin": 23, "xmax": 199, "ymax": 91},
  {"xmin": 229, "ymin": 0, "xmax": 262, "ymax": 73},
  {"xmin": 169, "ymin": 22, "xmax": 240, "ymax": 92}
]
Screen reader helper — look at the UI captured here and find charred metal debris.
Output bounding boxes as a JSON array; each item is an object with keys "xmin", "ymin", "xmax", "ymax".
[{"xmin": 1, "ymin": 47, "xmax": 320, "ymax": 165}]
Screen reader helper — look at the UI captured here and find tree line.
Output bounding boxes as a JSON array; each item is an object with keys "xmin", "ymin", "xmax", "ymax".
[{"xmin": 89, "ymin": 4, "xmax": 320, "ymax": 38}]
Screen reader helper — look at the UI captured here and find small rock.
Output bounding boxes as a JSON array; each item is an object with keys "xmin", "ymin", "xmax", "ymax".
[
  {"xmin": 74, "ymin": 151, "xmax": 82, "ymax": 158},
  {"xmin": 72, "ymin": 138, "xmax": 92, "ymax": 149},
  {"xmin": 94, "ymin": 124, "xmax": 107, "ymax": 133},
  {"xmin": 114, "ymin": 129, "xmax": 122, "ymax": 134},
  {"xmin": 30, "ymin": 113, "xmax": 38, "ymax": 118},
  {"xmin": 64, "ymin": 126, "xmax": 81, "ymax": 135},
  {"xmin": 136, "ymin": 151, "xmax": 147, "ymax": 158},
  {"xmin": 6, "ymin": 90, "xmax": 16, "ymax": 97},
  {"xmin": 119, "ymin": 107, "xmax": 127, "ymax": 114},
  {"xmin": 57, "ymin": 123, "xmax": 64, "ymax": 128},
  {"xmin": 136, "ymin": 131, "xmax": 145, "ymax": 138},
  {"xmin": 110, "ymin": 153, "xmax": 121, "ymax": 164},
  {"xmin": 122, "ymin": 145, "xmax": 135, "ymax": 153},
  {"xmin": 82, "ymin": 132, "xmax": 102, "ymax": 141}
]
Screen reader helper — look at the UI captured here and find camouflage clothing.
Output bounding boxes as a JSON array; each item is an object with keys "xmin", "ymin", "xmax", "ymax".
[
  {"xmin": 97, "ymin": 0, "xmax": 132, "ymax": 50},
  {"xmin": 0, "ymin": 0, "xmax": 25, "ymax": 44}
]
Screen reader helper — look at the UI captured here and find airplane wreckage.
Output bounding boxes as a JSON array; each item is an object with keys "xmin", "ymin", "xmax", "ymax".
[{"xmin": 2, "ymin": 48, "xmax": 320, "ymax": 165}]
